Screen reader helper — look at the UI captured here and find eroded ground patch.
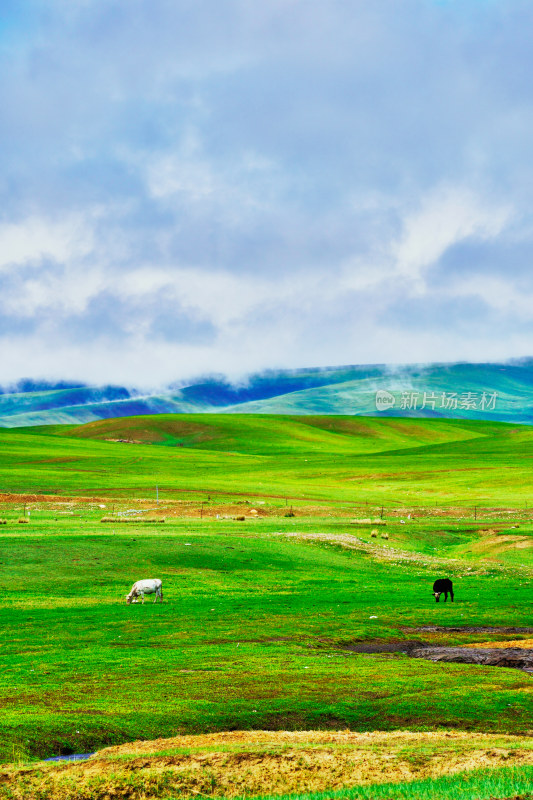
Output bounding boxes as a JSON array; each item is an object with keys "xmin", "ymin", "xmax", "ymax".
[
  {"xmin": 411, "ymin": 645, "xmax": 533, "ymax": 674},
  {"xmin": 2, "ymin": 730, "xmax": 533, "ymax": 800},
  {"xmin": 340, "ymin": 631, "xmax": 533, "ymax": 675}
]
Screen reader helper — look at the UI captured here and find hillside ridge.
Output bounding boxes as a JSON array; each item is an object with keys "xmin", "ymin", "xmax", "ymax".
[{"xmin": 2, "ymin": 359, "xmax": 533, "ymax": 427}]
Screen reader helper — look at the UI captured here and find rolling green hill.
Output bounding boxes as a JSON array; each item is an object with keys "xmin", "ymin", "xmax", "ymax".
[
  {"xmin": 2, "ymin": 359, "xmax": 533, "ymax": 427},
  {"xmin": 64, "ymin": 413, "xmax": 491, "ymax": 453},
  {"xmin": 3, "ymin": 413, "xmax": 533, "ymax": 507}
]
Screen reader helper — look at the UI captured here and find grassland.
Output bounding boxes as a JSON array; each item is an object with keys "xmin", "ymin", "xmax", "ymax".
[
  {"xmin": 1, "ymin": 415, "xmax": 532, "ymax": 798},
  {"xmin": 3, "ymin": 413, "xmax": 533, "ymax": 508}
]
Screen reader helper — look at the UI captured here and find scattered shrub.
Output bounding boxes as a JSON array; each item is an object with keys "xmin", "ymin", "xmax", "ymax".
[
  {"xmin": 370, "ymin": 529, "xmax": 378, "ymax": 537},
  {"xmin": 0, "ymin": 519, "xmax": 7, "ymax": 525},
  {"xmin": 381, "ymin": 532, "xmax": 389, "ymax": 540},
  {"xmin": 18, "ymin": 517, "xmax": 29, "ymax": 524},
  {"xmin": 234, "ymin": 516, "xmax": 245, "ymax": 521}
]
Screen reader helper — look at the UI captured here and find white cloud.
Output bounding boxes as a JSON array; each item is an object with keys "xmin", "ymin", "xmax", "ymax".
[
  {"xmin": 448, "ymin": 274, "xmax": 533, "ymax": 319},
  {"xmin": 0, "ymin": 215, "xmax": 94, "ymax": 272},
  {"xmin": 2, "ymin": 268, "xmax": 105, "ymax": 317},
  {"xmin": 392, "ymin": 185, "xmax": 513, "ymax": 287},
  {"xmin": 2, "ymin": 1, "xmax": 533, "ymax": 385}
]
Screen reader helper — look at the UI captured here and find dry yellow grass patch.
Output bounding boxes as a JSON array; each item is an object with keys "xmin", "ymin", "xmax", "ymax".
[
  {"xmin": 463, "ymin": 638, "xmax": 533, "ymax": 649},
  {"xmin": 2, "ymin": 730, "xmax": 533, "ymax": 800},
  {"xmin": 466, "ymin": 534, "xmax": 533, "ymax": 557}
]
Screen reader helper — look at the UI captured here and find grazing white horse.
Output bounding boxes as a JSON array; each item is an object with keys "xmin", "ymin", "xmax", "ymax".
[{"xmin": 126, "ymin": 578, "xmax": 163, "ymax": 604}]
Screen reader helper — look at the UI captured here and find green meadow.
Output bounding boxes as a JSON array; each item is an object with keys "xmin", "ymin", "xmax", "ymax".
[
  {"xmin": 2, "ymin": 413, "xmax": 533, "ymax": 507},
  {"xmin": 1, "ymin": 415, "xmax": 532, "ymax": 798}
]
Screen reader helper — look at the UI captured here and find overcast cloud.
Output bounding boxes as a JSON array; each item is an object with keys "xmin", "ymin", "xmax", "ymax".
[{"xmin": 1, "ymin": 0, "xmax": 533, "ymax": 386}]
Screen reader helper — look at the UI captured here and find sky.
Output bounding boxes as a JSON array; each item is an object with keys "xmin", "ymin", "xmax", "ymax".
[{"xmin": 1, "ymin": 0, "xmax": 533, "ymax": 387}]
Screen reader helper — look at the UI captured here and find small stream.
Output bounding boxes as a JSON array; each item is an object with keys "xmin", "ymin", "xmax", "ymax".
[{"xmin": 45, "ymin": 753, "xmax": 95, "ymax": 762}]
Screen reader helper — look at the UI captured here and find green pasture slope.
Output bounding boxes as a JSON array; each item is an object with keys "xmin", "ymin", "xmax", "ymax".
[
  {"xmin": 0, "ymin": 414, "xmax": 532, "ymax": 797},
  {"xmin": 2, "ymin": 412, "xmax": 533, "ymax": 506}
]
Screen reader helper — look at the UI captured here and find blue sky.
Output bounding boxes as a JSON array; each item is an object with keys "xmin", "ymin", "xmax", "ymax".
[{"xmin": 1, "ymin": 0, "xmax": 533, "ymax": 386}]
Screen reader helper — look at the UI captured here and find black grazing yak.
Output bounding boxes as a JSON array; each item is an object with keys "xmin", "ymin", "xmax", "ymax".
[{"xmin": 433, "ymin": 578, "xmax": 454, "ymax": 603}]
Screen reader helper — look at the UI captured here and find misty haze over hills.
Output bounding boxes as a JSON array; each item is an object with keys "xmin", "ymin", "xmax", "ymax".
[{"xmin": 1, "ymin": 360, "xmax": 533, "ymax": 428}]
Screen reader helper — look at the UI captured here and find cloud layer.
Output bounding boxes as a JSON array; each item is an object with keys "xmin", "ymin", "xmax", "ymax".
[{"xmin": 2, "ymin": 0, "xmax": 533, "ymax": 386}]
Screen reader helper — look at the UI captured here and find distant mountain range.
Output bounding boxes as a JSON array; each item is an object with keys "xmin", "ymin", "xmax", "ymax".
[{"xmin": 1, "ymin": 360, "xmax": 533, "ymax": 427}]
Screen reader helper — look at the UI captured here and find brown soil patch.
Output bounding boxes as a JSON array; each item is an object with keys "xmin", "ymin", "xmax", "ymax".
[
  {"xmin": 3, "ymin": 730, "xmax": 533, "ymax": 799},
  {"xmin": 1, "ymin": 491, "xmax": 532, "ymax": 522},
  {"xmin": 341, "ymin": 639, "xmax": 428, "ymax": 654},
  {"xmin": 338, "ymin": 633, "xmax": 533, "ymax": 675},
  {"xmin": 0, "ymin": 492, "xmax": 116, "ymax": 505},
  {"xmin": 411, "ymin": 646, "xmax": 533, "ymax": 674}
]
